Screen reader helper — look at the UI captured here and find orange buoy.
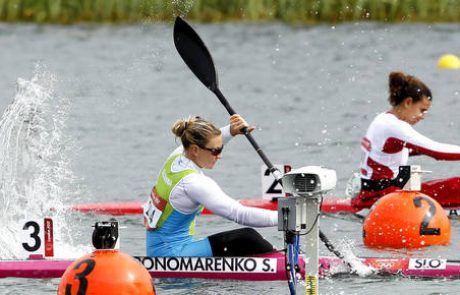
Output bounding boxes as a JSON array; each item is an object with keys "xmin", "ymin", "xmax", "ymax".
[
  {"xmin": 363, "ymin": 191, "xmax": 451, "ymax": 248},
  {"xmin": 58, "ymin": 250, "xmax": 155, "ymax": 295}
]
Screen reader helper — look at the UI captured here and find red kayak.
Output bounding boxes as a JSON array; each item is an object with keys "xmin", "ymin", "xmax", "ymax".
[{"xmin": 69, "ymin": 197, "xmax": 358, "ymax": 216}]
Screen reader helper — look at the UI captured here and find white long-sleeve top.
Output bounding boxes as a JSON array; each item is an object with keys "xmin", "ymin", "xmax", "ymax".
[{"xmin": 167, "ymin": 125, "xmax": 278, "ymax": 227}]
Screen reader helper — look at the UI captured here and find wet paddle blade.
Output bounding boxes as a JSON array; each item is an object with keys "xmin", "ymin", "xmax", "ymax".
[{"xmin": 173, "ymin": 17, "xmax": 218, "ymax": 92}]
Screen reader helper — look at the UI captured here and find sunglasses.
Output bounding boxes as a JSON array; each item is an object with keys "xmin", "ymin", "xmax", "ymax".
[{"xmin": 199, "ymin": 144, "xmax": 224, "ymax": 156}]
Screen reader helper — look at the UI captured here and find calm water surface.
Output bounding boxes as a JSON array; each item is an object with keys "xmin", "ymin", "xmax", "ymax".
[{"xmin": 1, "ymin": 21, "xmax": 460, "ymax": 294}]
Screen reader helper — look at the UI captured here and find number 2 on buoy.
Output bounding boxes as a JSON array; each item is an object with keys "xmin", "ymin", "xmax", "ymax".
[{"xmin": 413, "ymin": 195, "xmax": 440, "ymax": 235}]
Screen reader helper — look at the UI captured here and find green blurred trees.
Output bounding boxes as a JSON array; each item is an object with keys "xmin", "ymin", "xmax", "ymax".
[{"xmin": 0, "ymin": 0, "xmax": 459, "ymax": 24}]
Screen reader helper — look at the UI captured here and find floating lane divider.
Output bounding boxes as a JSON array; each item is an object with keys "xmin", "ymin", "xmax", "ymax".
[
  {"xmin": 67, "ymin": 198, "xmax": 460, "ymax": 217},
  {"xmin": 68, "ymin": 198, "xmax": 357, "ymax": 216}
]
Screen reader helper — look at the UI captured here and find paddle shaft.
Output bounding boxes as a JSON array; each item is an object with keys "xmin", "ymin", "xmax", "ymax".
[
  {"xmin": 214, "ymin": 88, "xmax": 281, "ymax": 180},
  {"xmin": 319, "ymin": 231, "xmax": 344, "ymax": 260}
]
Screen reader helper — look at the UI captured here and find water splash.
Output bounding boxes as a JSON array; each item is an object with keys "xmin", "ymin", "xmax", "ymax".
[
  {"xmin": 336, "ymin": 238, "xmax": 375, "ymax": 277},
  {"xmin": 0, "ymin": 71, "xmax": 88, "ymax": 259}
]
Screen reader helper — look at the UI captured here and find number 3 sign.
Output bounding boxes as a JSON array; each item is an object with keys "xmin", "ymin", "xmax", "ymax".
[{"xmin": 19, "ymin": 218, "xmax": 54, "ymax": 258}]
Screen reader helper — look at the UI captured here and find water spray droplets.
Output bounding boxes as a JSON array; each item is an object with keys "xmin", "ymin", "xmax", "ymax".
[{"xmin": 0, "ymin": 72, "xmax": 83, "ymax": 258}]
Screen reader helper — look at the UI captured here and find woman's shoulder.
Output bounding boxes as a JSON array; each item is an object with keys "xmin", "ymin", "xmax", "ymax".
[
  {"xmin": 171, "ymin": 154, "xmax": 201, "ymax": 173},
  {"xmin": 181, "ymin": 173, "xmax": 221, "ymax": 197},
  {"xmin": 368, "ymin": 112, "xmax": 391, "ymax": 128},
  {"xmin": 372, "ymin": 112, "xmax": 407, "ymax": 126},
  {"xmin": 183, "ymin": 172, "xmax": 214, "ymax": 185},
  {"xmin": 374, "ymin": 111, "xmax": 395, "ymax": 120},
  {"xmin": 367, "ymin": 112, "xmax": 412, "ymax": 138}
]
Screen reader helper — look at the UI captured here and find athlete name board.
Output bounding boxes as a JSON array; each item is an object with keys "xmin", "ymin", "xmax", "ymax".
[
  {"xmin": 261, "ymin": 164, "xmax": 291, "ymax": 200},
  {"xmin": 408, "ymin": 258, "xmax": 447, "ymax": 270},
  {"xmin": 135, "ymin": 256, "xmax": 277, "ymax": 273},
  {"xmin": 18, "ymin": 218, "xmax": 54, "ymax": 258}
]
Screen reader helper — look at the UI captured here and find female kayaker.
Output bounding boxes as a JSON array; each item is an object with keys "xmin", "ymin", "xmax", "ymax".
[
  {"xmin": 144, "ymin": 114, "xmax": 277, "ymax": 256},
  {"xmin": 352, "ymin": 71, "xmax": 460, "ymax": 209}
]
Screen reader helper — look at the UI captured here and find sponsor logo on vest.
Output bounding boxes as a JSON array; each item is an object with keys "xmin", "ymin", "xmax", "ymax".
[
  {"xmin": 134, "ymin": 256, "xmax": 277, "ymax": 273},
  {"xmin": 161, "ymin": 169, "xmax": 172, "ymax": 186}
]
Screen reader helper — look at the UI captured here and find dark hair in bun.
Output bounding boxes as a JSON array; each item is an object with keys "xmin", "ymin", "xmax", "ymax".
[{"xmin": 388, "ymin": 71, "xmax": 432, "ymax": 106}]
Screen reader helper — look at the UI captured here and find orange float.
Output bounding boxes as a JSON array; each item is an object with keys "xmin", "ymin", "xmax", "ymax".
[
  {"xmin": 363, "ymin": 191, "xmax": 451, "ymax": 248},
  {"xmin": 58, "ymin": 250, "xmax": 155, "ymax": 295}
]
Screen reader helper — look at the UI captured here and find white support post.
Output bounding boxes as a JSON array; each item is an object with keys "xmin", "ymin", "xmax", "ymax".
[{"xmin": 303, "ymin": 197, "xmax": 319, "ymax": 295}]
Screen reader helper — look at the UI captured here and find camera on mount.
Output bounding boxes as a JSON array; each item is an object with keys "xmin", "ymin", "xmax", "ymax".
[
  {"xmin": 278, "ymin": 166, "xmax": 337, "ymax": 232},
  {"xmin": 282, "ymin": 166, "xmax": 337, "ymax": 197}
]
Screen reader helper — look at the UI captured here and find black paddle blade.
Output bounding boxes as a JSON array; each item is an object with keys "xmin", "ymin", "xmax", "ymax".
[{"xmin": 173, "ymin": 17, "xmax": 218, "ymax": 92}]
